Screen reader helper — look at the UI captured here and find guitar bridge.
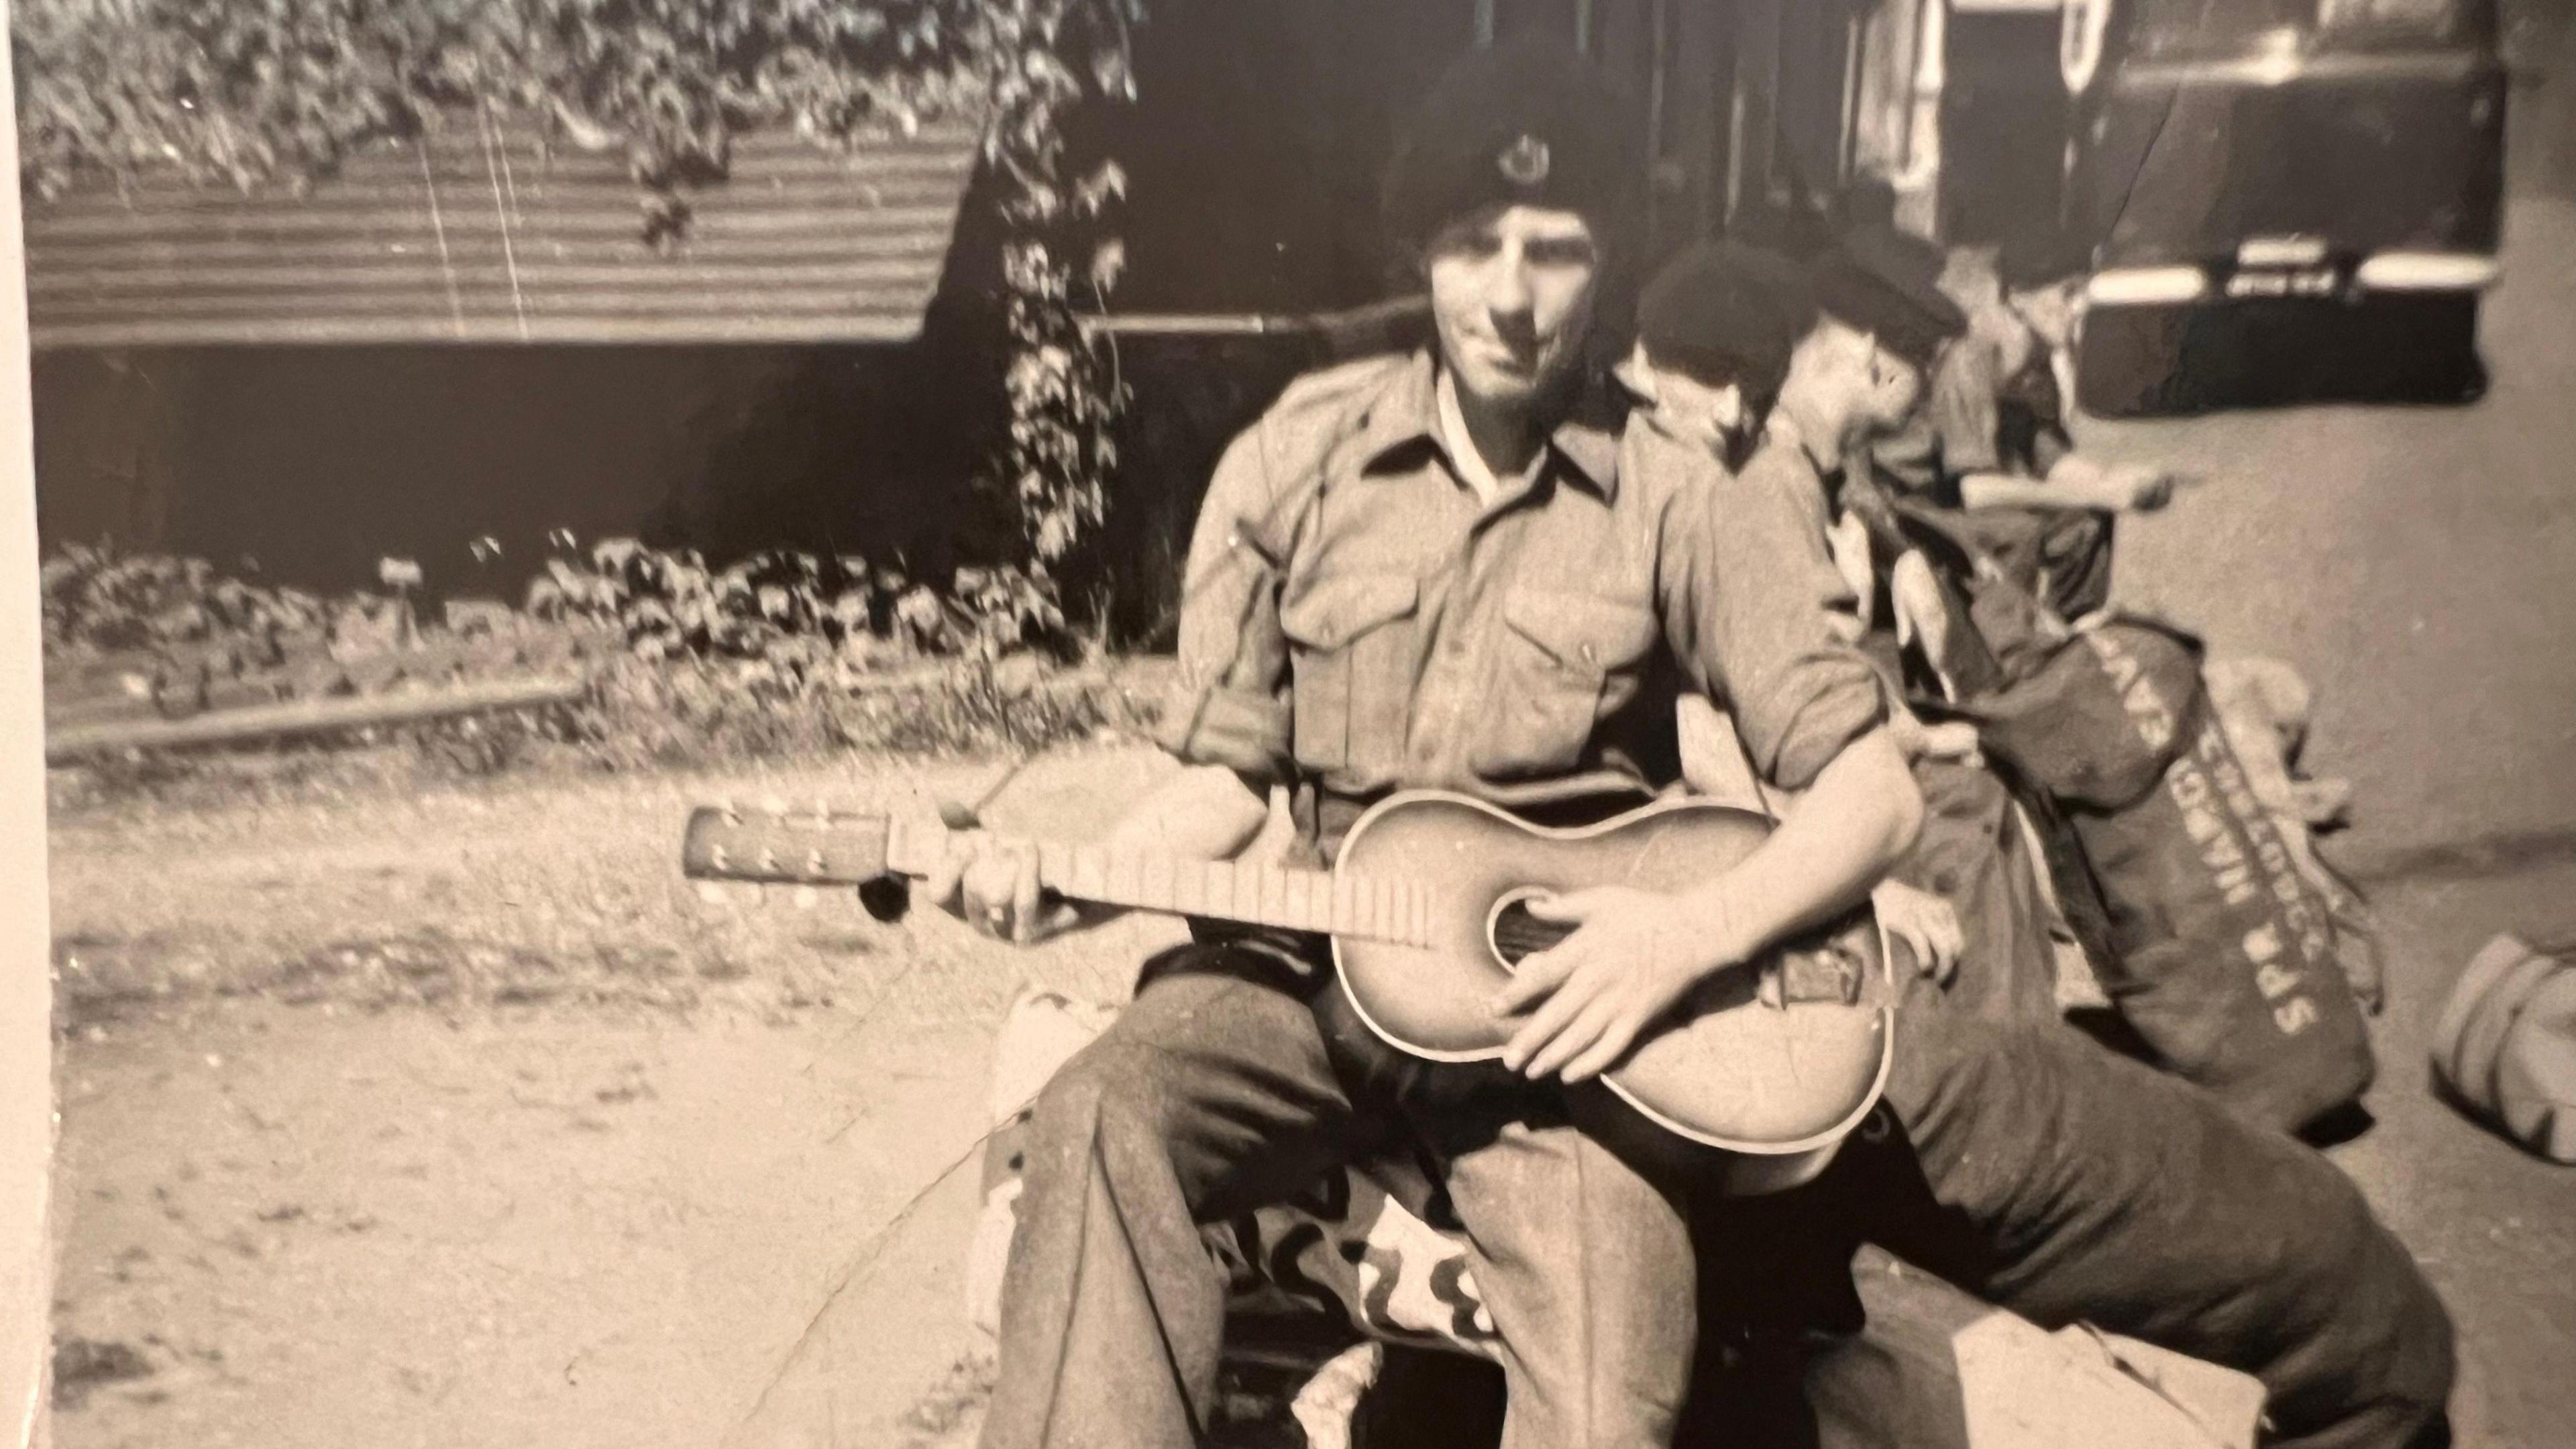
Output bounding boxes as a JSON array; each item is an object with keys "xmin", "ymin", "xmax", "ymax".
[{"xmin": 1769, "ymin": 945, "xmax": 1866, "ymax": 1008}]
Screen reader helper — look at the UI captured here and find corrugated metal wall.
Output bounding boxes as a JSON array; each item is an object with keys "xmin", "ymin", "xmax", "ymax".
[{"xmin": 23, "ymin": 118, "xmax": 981, "ymax": 348}]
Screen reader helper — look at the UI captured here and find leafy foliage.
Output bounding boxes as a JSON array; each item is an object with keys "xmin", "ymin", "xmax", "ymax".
[
  {"xmin": 42, "ymin": 542, "xmax": 329, "ymax": 655},
  {"xmin": 14, "ymin": 0, "xmax": 1145, "ymax": 604},
  {"xmin": 45, "ymin": 537, "xmax": 1069, "ymax": 676},
  {"xmin": 40, "ymin": 542, "xmax": 1152, "ymax": 805},
  {"xmin": 525, "ymin": 536, "xmax": 1068, "ymax": 686},
  {"xmin": 13, "ymin": 0, "xmax": 991, "ymax": 237},
  {"xmin": 977, "ymin": 0, "xmax": 1141, "ymax": 583}
]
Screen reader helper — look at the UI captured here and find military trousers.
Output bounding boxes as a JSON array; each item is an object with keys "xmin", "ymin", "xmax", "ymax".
[
  {"xmin": 974, "ymin": 939, "xmax": 1703, "ymax": 1449},
  {"xmin": 977, "ymin": 946, "xmax": 2455, "ymax": 1449}
]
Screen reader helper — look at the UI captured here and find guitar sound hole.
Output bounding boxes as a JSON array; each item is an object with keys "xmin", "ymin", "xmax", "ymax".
[{"xmin": 1488, "ymin": 896, "xmax": 1577, "ymax": 970}]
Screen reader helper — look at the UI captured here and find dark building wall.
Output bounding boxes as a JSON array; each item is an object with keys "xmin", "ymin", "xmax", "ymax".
[
  {"xmin": 31, "ymin": 344, "xmax": 941, "ymax": 601},
  {"xmin": 1106, "ymin": 0, "xmax": 1488, "ymax": 317},
  {"xmin": 1106, "ymin": 0, "xmax": 1725, "ymax": 317},
  {"xmin": 1938, "ymin": 9, "xmax": 2072, "ymax": 247}
]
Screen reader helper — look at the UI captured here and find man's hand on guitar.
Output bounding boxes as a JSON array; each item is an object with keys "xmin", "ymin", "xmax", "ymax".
[
  {"xmin": 2104, "ymin": 462, "xmax": 2178, "ymax": 513},
  {"xmin": 1491, "ymin": 887, "xmax": 1733, "ymax": 1085},
  {"xmin": 920, "ymin": 834, "xmax": 1099, "ymax": 947},
  {"xmin": 1870, "ymin": 879, "xmax": 1962, "ymax": 985},
  {"xmin": 1889, "ymin": 708, "xmax": 1983, "ymax": 767}
]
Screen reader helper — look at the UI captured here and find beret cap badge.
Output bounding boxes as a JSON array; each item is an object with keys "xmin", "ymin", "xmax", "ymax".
[{"xmin": 1497, "ymin": 133, "xmax": 1552, "ymax": 187}]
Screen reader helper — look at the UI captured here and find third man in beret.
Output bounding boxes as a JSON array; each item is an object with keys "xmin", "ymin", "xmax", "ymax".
[{"xmin": 1633, "ymin": 228, "xmax": 2457, "ymax": 1449}]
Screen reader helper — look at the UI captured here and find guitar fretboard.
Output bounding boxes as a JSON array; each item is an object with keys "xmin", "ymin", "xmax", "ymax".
[{"xmin": 887, "ymin": 820, "xmax": 1433, "ymax": 947}]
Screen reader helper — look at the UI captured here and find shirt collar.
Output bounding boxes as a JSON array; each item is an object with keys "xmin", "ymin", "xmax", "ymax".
[
  {"xmin": 1765, "ymin": 391, "xmax": 1844, "ymax": 478},
  {"xmin": 1613, "ymin": 360, "xmax": 1762, "ymax": 470},
  {"xmin": 1354, "ymin": 348, "xmax": 1624, "ymax": 502}
]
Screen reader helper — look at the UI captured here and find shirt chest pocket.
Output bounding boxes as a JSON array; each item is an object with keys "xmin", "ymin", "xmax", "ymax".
[
  {"xmin": 1472, "ymin": 588, "xmax": 1661, "ymax": 780},
  {"xmin": 1278, "ymin": 574, "xmax": 1420, "ymax": 777}
]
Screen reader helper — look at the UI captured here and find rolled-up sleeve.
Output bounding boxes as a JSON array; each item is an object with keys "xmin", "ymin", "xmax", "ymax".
[
  {"xmin": 1152, "ymin": 421, "xmax": 1297, "ymax": 786},
  {"xmin": 1662, "ymin": 449, "xmax": 1891, "ymax": 791}
]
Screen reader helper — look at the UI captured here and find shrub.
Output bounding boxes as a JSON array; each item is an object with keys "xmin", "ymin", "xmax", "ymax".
[
  {"xmin": 38, "ymin": 539, "xmax": 1152, "ymax": 802},
  {"xmin": 42, "ymin": 542, "xmax": 333, "ymax": 657},
  {"xmin": 527, "ymin": 536, "xmax": 1072, "ymax": 669}
]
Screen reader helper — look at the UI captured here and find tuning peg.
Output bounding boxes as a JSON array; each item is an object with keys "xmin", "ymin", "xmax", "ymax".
[
  {"xmin": 695, "ymin": 880, "xmax": 731, "ymax": 906},
  {"xmin": 760, "ymin": 794, "xmax": 790, "ymax": 819},
  {"xmin": 792, "ymin": 886, "xmax": 820, "ymax": 910}
]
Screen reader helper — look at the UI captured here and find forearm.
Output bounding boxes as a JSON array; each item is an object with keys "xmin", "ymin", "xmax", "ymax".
[
  {"xmin": 1099, "ymin": 761, "xmax": 1271, "ymax": 863},
  {"xmin": 1962, "ymin": 455, "xmax": 2151, "ymax": 513},
  {"xmin": 2043, "ymin": 452, "xmax": 2106, "ymax": 490},
  {"xmin": 986, "ymin": 763, "xmax": 1269, "ymax": 936},
  {"xmin": 1958, "ymin": 468, "xmax": 2117, "ymax": 512},
  {"xmin": 1678, "ymin": 727, "xmax": 1923, "ymax": 970},
  {"xmin": 932, "ymin": 759, "xmax": 1271, "ymax": 945},
  {"xmin": 1959, "ymin": 472, "xmax": 2055, "ymax": 510}
]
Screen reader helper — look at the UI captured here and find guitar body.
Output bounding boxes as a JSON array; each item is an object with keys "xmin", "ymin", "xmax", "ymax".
[
  {"xmin": 676, "ymin": 786, "xmax": 1892, "ymax": 1192},
  {"xmin": 1332, "ymin": 792, "xmax": 1894, "ymax": 1193}
]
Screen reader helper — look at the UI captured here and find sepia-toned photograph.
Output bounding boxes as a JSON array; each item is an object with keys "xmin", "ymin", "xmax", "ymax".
[{"xmin": 11, "ymin": 0, "xmax": 2575, "ymax": 1445}]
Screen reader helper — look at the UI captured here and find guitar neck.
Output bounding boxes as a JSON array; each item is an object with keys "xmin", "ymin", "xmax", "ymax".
[
  {"xmin": 986, "ymin": 828, "xmax": 1430, "ymax": 947},
  {"xmin": 682, "ymin": 805, "xmax": 1432, "ymax": 947}
]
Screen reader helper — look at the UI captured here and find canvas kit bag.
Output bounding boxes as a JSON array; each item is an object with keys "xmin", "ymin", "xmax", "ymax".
[{"xmin": 1960, "ymin": 616, "xmax": 2374, "ymax": 1136}]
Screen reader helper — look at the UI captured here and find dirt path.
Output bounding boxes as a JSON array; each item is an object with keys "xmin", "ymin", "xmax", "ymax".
[
  {"xmin": 44, "ymin": 731, "xmax": 2576, "ymax": 1446},
  {"xmin": 46, "ymin": 746, "xmax": 1190, "ymax": 1449}
]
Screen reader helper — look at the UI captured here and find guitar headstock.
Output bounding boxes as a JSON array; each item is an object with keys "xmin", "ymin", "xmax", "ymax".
[{"xmin": 680, "ymin": 798, "xmax": 904, "ymax": 887}]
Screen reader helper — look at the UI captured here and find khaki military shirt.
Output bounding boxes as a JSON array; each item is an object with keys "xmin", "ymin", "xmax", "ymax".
[
  {"xmin": 1876, "ymin": 301, "xmax": 2074, "ymax": 503},
  {"xmin": 1155, "ymin": 349, "xmax": 1888, "ymax": 863}
]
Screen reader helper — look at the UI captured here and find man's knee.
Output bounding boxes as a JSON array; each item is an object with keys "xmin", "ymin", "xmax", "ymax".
[
  {"xmin": 2334, "ymin": 1248, "xmax": 2455, "ymax": 1449},
  {"xmin": 1881, "ymin": 1012, "xmax": 2070, "ymax": 1155},
  {"xmin": 2275, "ymin": 1292, "xmax": 2453, "ymax": 1449},
  {"xmin": 1025, "ymin": 1033, "xmax": 1178, "ymax": 1174},
  {"xmin": 1020, "ymin": 957, "xmax": 1265, "ymax": 1174},
  {"xmin": 2392, "ymin": 1293, "xmax": 2457, "ymax": 1446}
]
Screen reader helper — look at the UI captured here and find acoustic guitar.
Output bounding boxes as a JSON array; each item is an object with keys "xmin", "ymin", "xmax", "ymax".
[{"xmin": 680, "ymin": 790, "xmax": 1894, "ymax": 1193}]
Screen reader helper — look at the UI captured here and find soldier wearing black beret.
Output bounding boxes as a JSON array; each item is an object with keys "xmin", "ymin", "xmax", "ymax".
[
  {"xmin": 1628, "ymin": 239, "xmax": 1819, "ymax": 466},
  {"xmin": 1805, "ymin": 222, "xmax": 1971, "ymax": 373},
  {"xmin": 1378, "ymin": 36, "xmax": 1644, "ymax": 266},
  {"xmin": 959, "ymin": 39, "xmax": 1929, "ymax": 1449}
]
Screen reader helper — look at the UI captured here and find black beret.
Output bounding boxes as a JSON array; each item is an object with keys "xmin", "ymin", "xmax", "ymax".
[
  {"xmin": 1636, "ymin": 241, "xmax": 1818, "ymax": 400},
  {"xmin": 1805, "ymin": 223, "xmax": 1969, "ymax": 370},
  {"xmin": 1381, "ymin": 39, "xmax": 1643, "ymax": 259}
]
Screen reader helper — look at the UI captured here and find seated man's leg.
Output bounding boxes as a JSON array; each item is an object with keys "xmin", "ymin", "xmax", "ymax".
[
  {"xmin": 980, "ymin": 945, "xmax": 1373, "ymax": 1449},
  {"xmin": 1864, "ymin": 1012, "xmax": 2455, "ymax": 1449},
  {"xmin": 1898, "ymin": 759, "xmax": 2064, "ymax": 1024},
  {"xmin": 1409, "ymin": 1083, "xmax": 1700, "ymax": 1449}
]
